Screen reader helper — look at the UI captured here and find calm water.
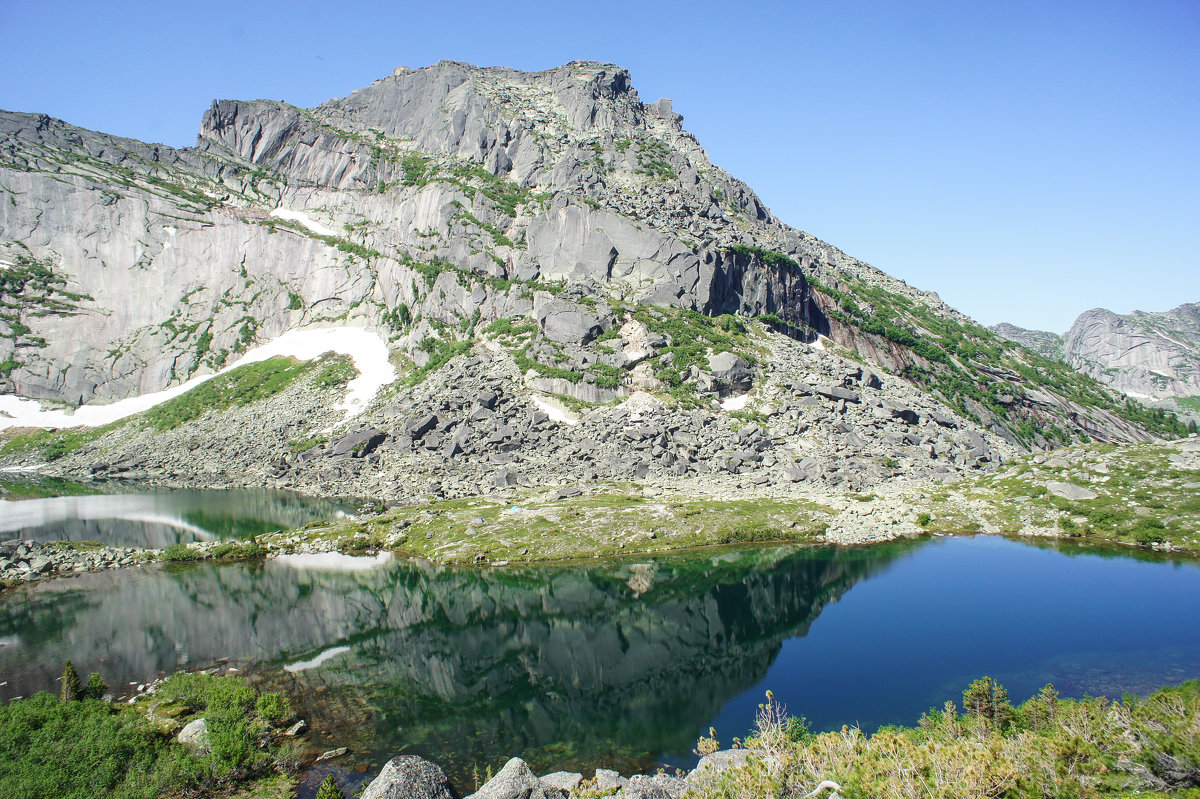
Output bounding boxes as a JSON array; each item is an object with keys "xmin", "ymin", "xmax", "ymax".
[
  {"xmin": 1, "ymin": 522, "xmax": 1199, "ymax": 784},
  {"xmin": 0, "ymin": 482, "xmax": 359, "ymax": 547}
]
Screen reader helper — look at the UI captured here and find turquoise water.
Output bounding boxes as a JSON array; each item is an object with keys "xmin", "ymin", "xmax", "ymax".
[
  {"xmin": 0, "ymin": 484, "xmax": 359, "ymax": 547},
  {"xmin": 1, "ymin": 530, "xmax": 1197, "ymax": 783}
]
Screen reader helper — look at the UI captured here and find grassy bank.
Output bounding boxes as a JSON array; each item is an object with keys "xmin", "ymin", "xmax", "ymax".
[
  {"xmin": 912, "ymin": 439, "xmax": 1200, "ymax": 553},
  {"xmin": 695, "ymin": 679, "xmax": 1200, "ymax": 798},
  {"xmin": 276, "ymin": 490, "xmax": 834, "ymax": 564}
]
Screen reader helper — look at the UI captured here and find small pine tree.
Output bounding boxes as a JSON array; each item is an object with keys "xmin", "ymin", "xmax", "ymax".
[
  {"xmin": 1188, "ymin": 419, "xmax": 1198, "ymax": 435},
  {"xmin": 60, "ymin": 660, "xmax": 81, "ymax": 703},
  {"xmin": 85, "ymin": 672, "xmax": 108, "ymax": 700},
  {"xmin": 316, "ymin": 775, "xmax": 345, "ymax": 799},
  {"xmin": 962, "ymin": 676, "xmax": 1015, "ymax": 733}
]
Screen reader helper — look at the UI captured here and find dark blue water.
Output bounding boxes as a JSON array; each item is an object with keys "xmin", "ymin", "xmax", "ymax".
[
  {"xmin": 706, "ymin": 536, "xmax": 1200, "ymax": 747},
  {"xmin": 1, "ymin": 531, "xmax": 1197, "ymax": 783}
]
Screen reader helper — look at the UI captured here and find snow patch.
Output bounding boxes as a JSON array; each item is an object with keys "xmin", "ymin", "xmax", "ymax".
[
  {"xmin": 0, "ymin": 326, "xmax": 396, "ymax": 431},
  {"xmin": 270, "ymin": 208, "xmax": 339, "ymax": 237},
  {"xmin": 284, "ymin": 646, "xmax": 351, "ymax": 673},
  {"xmin": 530, "ymin": 394, "xmax": 578, "ymax": 425},
  {"xmin": 272, "ymin": 551, "xmax": 393, "ymax": 572},
  {"xmin": 720, "ymin": 394, "xmax": 751, "ymax": 411}
]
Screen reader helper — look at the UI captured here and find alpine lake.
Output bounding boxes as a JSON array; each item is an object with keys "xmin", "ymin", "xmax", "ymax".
[{"xmin": 2, "ymin": 479, "xmax": 1199, "ymax": 792}]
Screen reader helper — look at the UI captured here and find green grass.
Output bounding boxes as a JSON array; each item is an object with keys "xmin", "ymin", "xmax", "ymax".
[
  {"xmin": 141, "ymin": 357, "xmax": 317, "ymax": 431},
  {"xmin": 917, "ymin": 441, "xmax": 1200, "ymax": 553},
  {"xmin": 0, "ymin": 422, "xmax": 123, "ymax": 461},
  {"xmin": 281, "ymin": 492, "xmax": 831, "ymax": 565}
]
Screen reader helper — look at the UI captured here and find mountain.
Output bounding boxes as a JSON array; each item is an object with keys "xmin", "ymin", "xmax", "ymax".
[
  {"xmin": 1, "ymin": 61, "xmax": 1191, "ymax": 498},
  {"xmin": 993, "ymin": 304, "xmax": 1200, "ymax": 404},
  {"xmin": 990, "ymin": 323, "xmax": 1064, "ymax": 362}
]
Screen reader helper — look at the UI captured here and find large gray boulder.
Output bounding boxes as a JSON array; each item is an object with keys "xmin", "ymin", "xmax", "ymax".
[
  {"xmin": 538, "ymin": 771, "xmax": 583, "ymax": 796},
  {"xmin": 707, "ymin": 351, "xmax": 753, "ymax": 387},
  {"xmin": 1046, "ymin": 481, "xmax": 1099, "ymax": 501},
  {"xmin": 361, "ymin": 755, "xmax": 457, "ymax": 799},
  {"xmin": 468, "ymin": 757, "xmax": 556, "ymax": 799},
  {"xmin": 538, "ymin": 301, "xmax": 604, "ymax": 345},
  {"xmin": 176, "ymin": 718, "xmax": 210, "ymax": 753},
  {"xmin": 686, "ymin": 749, "xmax": 751, "ymax": 784},
  {"xmin": 623, "ymin": 774, "xmax": 690, "ymax": 798}
]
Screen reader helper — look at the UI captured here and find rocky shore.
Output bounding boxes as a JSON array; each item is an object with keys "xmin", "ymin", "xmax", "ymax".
[{"xmin": 349, "ymin": 751, "xmax": 762, "ymax": 799}]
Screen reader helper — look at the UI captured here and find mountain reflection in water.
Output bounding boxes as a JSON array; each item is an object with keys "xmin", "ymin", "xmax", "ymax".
[
  {"xmin": 0, "ymin": 487, "xmax": 358, "ymax": 547},
  {"xmin": 0, "ymin": 542, "xmax": 908, "ymax": 777},
  {"xmin": 3, "ymin": 535, "xmax": 1199, "ymax": 784}
]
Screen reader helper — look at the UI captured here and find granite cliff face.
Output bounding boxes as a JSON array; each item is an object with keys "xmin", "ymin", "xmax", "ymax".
[
  {"xmin": 0, "ymin": 60, "xmax": 1187, "ymax": 462},
  {"xmin": 1063, "ymin": 305, "xmax": 1200, "ymax": 400},
  {"xmin": 993, "ymin": 304, "xmax": 1200, "ymax": 402}
]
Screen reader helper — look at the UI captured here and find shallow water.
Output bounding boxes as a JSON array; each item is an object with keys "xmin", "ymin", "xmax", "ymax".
[
  {"xmin": 0, "ymin": 484, "xmax": 359, "ymax": 547},
  {"xmin": 1, "ymin": 528, "xmax": 1198, "ymax": 785}
]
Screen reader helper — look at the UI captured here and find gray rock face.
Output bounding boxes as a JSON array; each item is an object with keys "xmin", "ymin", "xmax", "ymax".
[
  {"xmin": 1062, "ymin": 305, "xmax": 1200, "ymax": 401},
  {"xmin": 361, "ymin": 755, "xmax": 457, "ymax": 799},
  {"xmin": 991, "ymin": 323, "xmax": 1065, "ymax": 361},
  {"xmin": 995, "ymin": 305, "xmax": 1200, "ymax": 402}
]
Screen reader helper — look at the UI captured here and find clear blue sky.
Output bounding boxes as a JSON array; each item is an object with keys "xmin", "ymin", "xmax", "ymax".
[{"xmin": 2, "ymin": 0, "xmax": 1196, "ymax": 333}]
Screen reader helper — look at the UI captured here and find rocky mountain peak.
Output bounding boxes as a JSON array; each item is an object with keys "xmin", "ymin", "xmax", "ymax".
[{"xmin": 2, "ymin": 60, "xmax": 1191, "ymax": 454}]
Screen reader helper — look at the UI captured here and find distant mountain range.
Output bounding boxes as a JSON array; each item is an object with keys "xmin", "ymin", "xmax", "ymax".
[{"xmin": 993, "ymin": 303, "xmax": 1200, "ymax": 405}]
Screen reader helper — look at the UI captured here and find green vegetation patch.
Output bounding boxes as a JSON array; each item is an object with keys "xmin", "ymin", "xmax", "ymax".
[
  {"xmin": 141, "ymin": 357, "xmax": 318, "ymax": 431},
  {"xmin": 287, "ymin": 492, "xmax": 831, "ymax": 565},
  {"xmin": 807, "ymin": 270, "xmax": 1190, "ymax": 444},
  {"xmin": 0, "ymin": 669, "xmax": 295, "ymax": 799},
  {"xmin": 698, "ymin": 678, "xmax": 1200, "ymax": 799},
  {"xmin": 914, "ymin": 441, "xmax": 1200, "ymax": 553}
]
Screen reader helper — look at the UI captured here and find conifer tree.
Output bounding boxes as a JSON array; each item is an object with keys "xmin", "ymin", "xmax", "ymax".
[
  {"xmin": 59, "ymin": 660, "xmax": 81, "ymax": 703},
  {"xmin": 85, "ymin": 672, "xmax": 108, "ymax": 700},
  {"xmin": 316, "ymin": 775, "xmax": 345, "ymax": 799}
]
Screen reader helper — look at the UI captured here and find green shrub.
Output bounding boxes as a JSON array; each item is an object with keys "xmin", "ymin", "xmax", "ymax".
[
  {"xmin": 316, "ymin": 774, "xmax": 346, "ymax": 799},
  {"xmin": 917, "ymin": 513, "xmax": 932, "ymax": 527},
  {"xmin": 0, "ymin": 691, "xmax": 185, "ymax": 798},
  {"xmin": 84, "ymin": 672, "xmax": 108, "ymax": 700},
  {"xmin": 255, "ymin": 692, "xmax": 292, "ymax": 724},
  {"xmin": 160, "ymin": 543, "xmax": 200, "ymax": 562}
]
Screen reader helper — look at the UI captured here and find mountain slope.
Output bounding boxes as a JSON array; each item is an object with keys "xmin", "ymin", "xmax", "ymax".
[{"xmin": 0, "ymin": 60, "xmax": 1189, "ymax": 481}]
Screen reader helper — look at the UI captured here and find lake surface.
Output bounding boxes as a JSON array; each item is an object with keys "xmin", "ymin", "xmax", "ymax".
[
  {"xmin": 1, "ymin": 513, "xmax": 1199, "ymax": 785},
  {"xmin": 0, "ymin": 483, "xmax": 359, "ymax": 547}
]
